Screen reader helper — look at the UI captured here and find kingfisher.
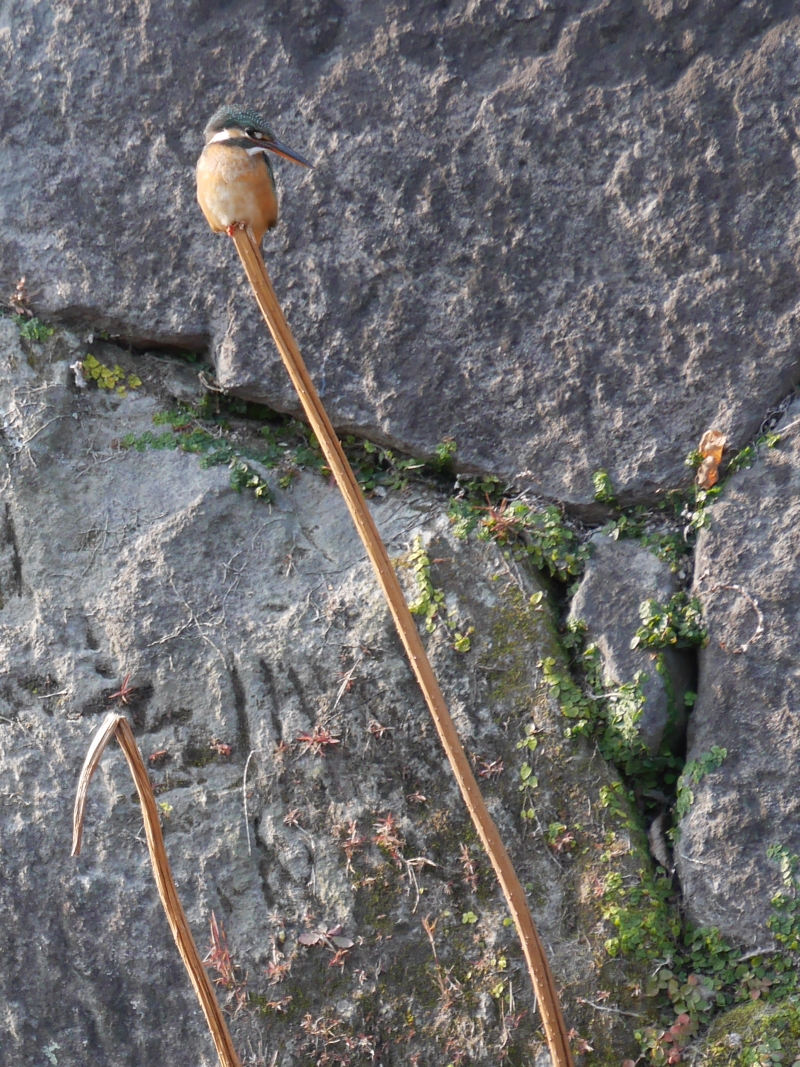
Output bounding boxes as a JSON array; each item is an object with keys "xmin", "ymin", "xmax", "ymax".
[{"xmin": 196, "ymin": 105, "xmax": 313, "ymax": 246}]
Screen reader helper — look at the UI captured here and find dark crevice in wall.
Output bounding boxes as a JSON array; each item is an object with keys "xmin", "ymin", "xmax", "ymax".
[
  {"xmin": 46, "ymin": 306, "xmax": 211, "ymax": 358},
  {"xmin": 229, "ymin": 660, "xmax": 251, "ymax": 757},
  {"xmin": 3, "ymin": 503, "xmax": 22, "ymax": 597}
]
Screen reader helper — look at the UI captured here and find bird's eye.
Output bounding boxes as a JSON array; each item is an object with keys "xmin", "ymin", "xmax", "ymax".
[{"xmin": 246, "ymin": 128, "xmax": 265, "ymax": 140}]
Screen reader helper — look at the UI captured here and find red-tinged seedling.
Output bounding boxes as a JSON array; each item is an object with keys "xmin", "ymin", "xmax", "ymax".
[
  {"xmin": 504, "ymin": 1010, "xmax": 526, "ymax": 1032},
  {"xmin": 567, "ymin": 1030, "xmax": 593, "ymax": 1055},
  {"xmin": 203, "ymin": 911, "xmax": 248, "ymax": 1015},
  {"xmin": 475, "ymin": 495, "xmax": 525, "ymax": 543},
  {"xmin": 298, "ymin": 925, "xmax": 354, "ymax": 953},
  {"xmin": 108, "ymin": 672, "xmax": 137, "ymax": 705},
  {"xmin": 263, "ymin": 995, "xmax": 292, "ymax": 1013},
  {"xmin": 460, "ymin": 843, "xmax": 479, "ymax": 892},
  {"xmin": 367, "ymin": 719, "xmax": 392, "ymax": 740},
  {"xmin": 373, "ymin": 813, "xmax": 405, "ymax": 864},
  {"xmin": 296, "ymin": 725, "xmax": 341, "ymax": 756},
  {"xmin": 335, "ymin": 820, "xmax": 367, "ymax": 872},
  {"xmin": 551, "ymin": 830, "xmax": 576, "ymax": 854},
  {"xmin": 545, "ymin": 822, "xmax": 576, "ymax": 854},
  {"xmin": 477, "ymin": 758, "xmax": 504, "ymax": 779},
  {"xmin": 336, "ymin": 668, "xmax": 355, "ymax": 693},
  {"xmin": 265, "ymin": 959, "xmax": 291, "ymax": 985}
]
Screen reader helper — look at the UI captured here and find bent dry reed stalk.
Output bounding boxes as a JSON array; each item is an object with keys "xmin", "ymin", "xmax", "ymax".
[
  {"xmin": 229, "ymin": 227, "xmax": 575, "ymax": 1067},
  {"xmin": 72, "ymin": 712, "xmax": 243, "ymax": 1067}
]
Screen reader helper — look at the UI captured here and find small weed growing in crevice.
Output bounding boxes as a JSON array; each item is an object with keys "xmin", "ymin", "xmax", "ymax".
[
  {"xmin": 448, "ymin": 481, "xmax": 589, "ymax": 580},
  {"xmin": 724, "ymin": 432, "xmax": 783, "ymax": 477},
  {"xmin": 118, "ymin": 397, "xmax": 467, "ymax": 507},
  {"xmin": 592, "ymin": 468, "xmax": 616, "ymax": 505},
  {"xmin": 17, "ymin": 316, "xmax": 54, "ymax": 342},
  {"xmin": 115, "ymin": 398, "xmax": 322, "ymax": 503},
  {"xmin": 632, "ymin": 593, "xmax": 707, "ymax": 650},
  {"xmin": 594, "ymin": 420, "xmax": 794, "ymax": 581},
  {"xmin": 594, "ymin": 467, "xmax": 706, "ymax": 578},
  {"xmin": 341, "ymin": 436, "xmax": 425, "ymax": 493},
  {"xmin": 82, "ymin": 353, "xmax": 142, "ymax": 396}
]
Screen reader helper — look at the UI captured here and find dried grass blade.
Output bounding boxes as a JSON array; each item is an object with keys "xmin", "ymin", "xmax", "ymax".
[{"xmin": 72, "ymin": 715, "xmax": 242, "ymax": 1067}]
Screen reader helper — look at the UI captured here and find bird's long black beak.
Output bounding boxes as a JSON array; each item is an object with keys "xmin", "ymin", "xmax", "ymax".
[{"xmin": 262, "ymin": 136, "xmax": 314, "ymax": 168}]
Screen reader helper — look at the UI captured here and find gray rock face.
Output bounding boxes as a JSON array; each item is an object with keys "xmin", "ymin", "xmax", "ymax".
[
  {"xmin": 676, "ymin": 400, "xmax": 800, "ymax": 947},
  {"xmin": 568, "ymin": 533, "xmax": 692, "ymax": 754},
  {"xmin": 0, "ymin": 323, "xmax": 646, "ymax": 1065},
  {"xmin": 2, "ymin": 2, "xmax": 800, "ymax": 502}
]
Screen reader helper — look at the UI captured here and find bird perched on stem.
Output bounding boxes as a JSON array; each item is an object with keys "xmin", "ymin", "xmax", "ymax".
[{"xmin": 196, "ymin": 105, "xmax": 313, "ymax": 246}]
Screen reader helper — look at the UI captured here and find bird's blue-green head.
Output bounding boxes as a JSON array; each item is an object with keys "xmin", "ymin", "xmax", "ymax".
[{"xmin": 204, "ymin": 105, "xmax": 313, "ymax": 169}]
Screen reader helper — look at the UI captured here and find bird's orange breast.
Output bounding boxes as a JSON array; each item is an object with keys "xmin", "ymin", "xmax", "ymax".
[{"xmin": 196, "ymin": 142, "xmax": 278, "ymax": 245}]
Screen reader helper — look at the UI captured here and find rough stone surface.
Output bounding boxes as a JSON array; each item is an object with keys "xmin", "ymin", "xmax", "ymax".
[
  {"xmin": 2, "ymin": 2, "xmax": 800, "ymax": 502},
  {"xmin": 0, "ymin": 323, "xmax": 650, "ymax": 1065},
  {"xmin": 676, "ymin": 400, "xmax": 800, "ymax": 947},
  {"xmin": 568, "ymin": 532, "xmax": 692, "ymax": 754}
]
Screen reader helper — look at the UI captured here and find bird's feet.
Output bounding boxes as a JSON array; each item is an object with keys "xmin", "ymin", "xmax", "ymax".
[{"xmin": 225, "ymin": 222, "xmax": 246, "ymax": 237}]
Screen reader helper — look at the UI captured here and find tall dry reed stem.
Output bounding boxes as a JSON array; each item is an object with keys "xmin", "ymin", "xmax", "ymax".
[{"xmin": 229, "ymin": 227, "xmax": 574, "ymax": 1067}]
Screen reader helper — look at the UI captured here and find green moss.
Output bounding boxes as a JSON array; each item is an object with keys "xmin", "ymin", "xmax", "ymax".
[
  {"xmin": 352, "ymin": 860, "xmax": 402, "ymax": 938},
  {"xmin": 484, "ymin": 582, "xmax": 554, "ymax": 709},
  {"xmin": 700, "ymin": 998, "xmax": 800, "ymax": 1066},
  {"xmin": 183, "ymin": 741, "xmax": 217, "ymax": 768}
]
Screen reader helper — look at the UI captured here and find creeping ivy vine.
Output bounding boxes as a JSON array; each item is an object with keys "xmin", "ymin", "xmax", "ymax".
[
  {"xmin": 673, "ymin": 746, "xmax": 728, "ymax": 826},
  {"xmin": 632, "ymin": 593, "xmax": 707, "ymax": 651}
]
